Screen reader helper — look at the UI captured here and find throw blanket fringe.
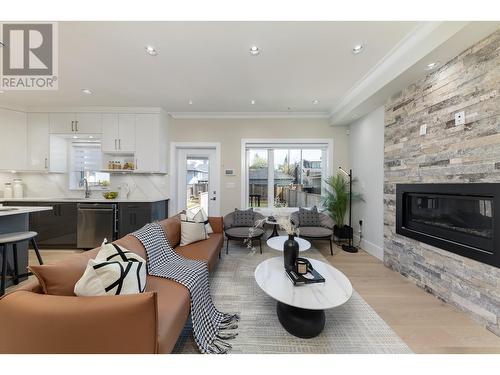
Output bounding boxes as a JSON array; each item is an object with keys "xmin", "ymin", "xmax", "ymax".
[{"xmin": 132, "ymin": 222, "xmax": 240, "ymax": 354}]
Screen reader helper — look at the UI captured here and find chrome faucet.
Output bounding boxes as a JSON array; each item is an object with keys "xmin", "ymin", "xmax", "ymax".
[{"xmin": 83, "ymin": 178, "xmax": 91, "ymax": 198}]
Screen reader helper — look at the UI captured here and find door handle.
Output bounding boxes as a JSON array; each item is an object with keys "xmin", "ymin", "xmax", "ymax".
[
  {"xmin": 118, "ymin": 139, "xmax": 121, "ymax": 150},
  {"xmin": 75, "ymin": 120, "xmax": 79, "ymax": 132},
  {"xmin": 71, "ymin": 121, "xmax": 74, "ymax": 132},
  {"xmin": 44, "ymin": 158, "xmax": 48, "ymax": 169},
  {"xmin": 210, "ymin": 197, "xmax": 216, "ymax": 201},
  {"xmin": 114, "ymin": 139, "xmax": 117, "ymax": 150}
]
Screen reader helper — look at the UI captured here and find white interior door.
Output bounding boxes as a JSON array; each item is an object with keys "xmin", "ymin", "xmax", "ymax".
[{"xmin": 177, "ymin": 147, "xmax": 219, "ymax": 216}]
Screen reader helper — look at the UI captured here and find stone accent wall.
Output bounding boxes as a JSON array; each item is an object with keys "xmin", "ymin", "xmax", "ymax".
[{"xmin": 384, "ymin": 30, "xmax": 500, "ymax": 335}]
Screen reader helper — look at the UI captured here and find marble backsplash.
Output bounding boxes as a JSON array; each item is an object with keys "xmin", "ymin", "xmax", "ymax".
[{"xmin": 0, "ymin": 172, "xmax": 169, "ymax": 201}]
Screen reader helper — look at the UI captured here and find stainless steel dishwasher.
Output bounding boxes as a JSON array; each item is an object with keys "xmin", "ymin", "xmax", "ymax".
[{"xmin": 77, "ymin": 203, "xmax": 117, "ymax": 249}]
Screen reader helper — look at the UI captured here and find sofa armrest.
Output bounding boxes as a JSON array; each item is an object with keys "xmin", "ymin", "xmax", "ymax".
[
  {"xmin": 0, "ymin": 291, "xmax": 158, "ymax": 354},
  {"xmin": 208, "ymin": 216, "xmax": 224, "ymax": 233}
]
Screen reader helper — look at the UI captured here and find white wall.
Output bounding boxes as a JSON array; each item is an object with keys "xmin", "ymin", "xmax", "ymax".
[
  {"xmin": 348, "ymin": 106, "xmax": 384, "ymax": 260},
  {"xmin": 169, "ymin": 117, "xmax": 350, "ymax": 215}
]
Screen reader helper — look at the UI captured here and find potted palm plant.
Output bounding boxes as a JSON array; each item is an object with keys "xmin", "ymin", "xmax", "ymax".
[{"xmin": 322, "ymin": 173, "xmax": 363, "ymax": 239}]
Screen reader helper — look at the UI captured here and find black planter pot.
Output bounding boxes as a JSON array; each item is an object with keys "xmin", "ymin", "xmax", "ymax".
[
  {"xmin": 334, "ymin": 225, "xmax": 353, "ymax": 240},
  {"xmin": 283, "ymin": 234, "xmax": 299, "ymax": 271}
]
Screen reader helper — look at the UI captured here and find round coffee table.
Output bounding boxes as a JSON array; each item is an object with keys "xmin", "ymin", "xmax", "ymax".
[
  {"xmin": 254, "ymin": 257, "xmax": 352, "ymax": 338},
  {"xmin": 266, "ymin": 235, "xmax": 311, "ymax": 252}
]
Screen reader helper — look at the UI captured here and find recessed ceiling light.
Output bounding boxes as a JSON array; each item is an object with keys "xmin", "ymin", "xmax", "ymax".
[
  {"xmin": 249, "ymin": 45, "xmax": 260, "ymax": 56},
  {"xmin": 352, "ymin": 44, "xmax": 365, "ymax": 54},
  {"xmin": 425, "ymin": 61, "xmax": 440, "ymax": 70},
  {"xmin": 188, "ymin": 99, "xmax": 193, "ymax": 105},
  {"xmin": 81, "ymin": 88, "xmax": 93, "ymax": 95},
  {"xmin": 89, "ymin": 135, "xmax": 94, "ymax": 139},
  {"xmin": 312, "ymin": 99, "xmax": 319, "ymax": 105},
  {"xmin": 251, "ymin": 99, "xmax": 256, "ymax": 105},
  {"xmin": 145, "ymin": 45, "xmax": 158, "ymax": 56}
]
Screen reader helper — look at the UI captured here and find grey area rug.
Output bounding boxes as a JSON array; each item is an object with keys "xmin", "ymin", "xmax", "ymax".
[{"xmin": 173, "ymin": 240, "xmax": 412, "ymax": 354}]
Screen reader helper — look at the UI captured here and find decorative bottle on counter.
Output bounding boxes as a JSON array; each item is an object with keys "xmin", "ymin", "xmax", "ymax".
[
  {"xmin": 3, "ymin": 183, "xmax": 13, "ymax": 199},
  {"xmin": 283, "ymin": 234, "xmax": 299, "ymax": 271},
  {"xmin": 13, "ymin": 179, "xmax": 24, "ymax": 198}
]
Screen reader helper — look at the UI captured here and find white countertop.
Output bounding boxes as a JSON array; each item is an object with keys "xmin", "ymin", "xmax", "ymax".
[
  {"xmin": 0, "ymin": 206, "xmax": 53, "ymax": 217},
  {"xmin": 254, "ymin": 257, "xmax": 352, "ymax": 310},
  {"xmin": 0, "ymin": 197, "xmax": 169, "ymax": 203}
]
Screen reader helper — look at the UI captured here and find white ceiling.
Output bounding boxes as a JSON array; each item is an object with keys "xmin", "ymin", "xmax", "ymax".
[{"xmin": 0, "ymin": 21, "xmax": 419, "ymax": 113}]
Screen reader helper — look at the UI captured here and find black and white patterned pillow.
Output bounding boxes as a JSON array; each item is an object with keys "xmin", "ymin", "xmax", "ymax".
[
  {"xmin": 233, "ymin": 208, "xmax": 255, "ymax": 227},
  {"xmin": 74, "ymin": 242, "xmax": 146, "ymax": 296},
  {"xmin": 298, "ymin": 206, "xmax": 321, "ymax": 227}
]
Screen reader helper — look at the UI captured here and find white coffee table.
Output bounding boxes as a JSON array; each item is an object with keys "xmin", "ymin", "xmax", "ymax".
[
  {"xmin": 254, "ymin": 257, "xmax": 353, "ymax": 338},
  {"xmin": 266, "ymin": 235, "xmax": 311, "ymax": 252}
]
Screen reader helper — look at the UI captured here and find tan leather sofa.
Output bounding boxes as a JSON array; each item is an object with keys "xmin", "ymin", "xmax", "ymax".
[{"xmin": 0, "ymin": 215, "xmax": 224, "ymax": 354}]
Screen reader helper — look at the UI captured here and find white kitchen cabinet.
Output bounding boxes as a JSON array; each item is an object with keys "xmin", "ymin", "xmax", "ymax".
[
  {"xmin": 49, "ymin": 113, "xmax": 102, "ymax": 134},
  {"xmin": 118, "ymin": 114, "xmax": 135, "ymax": 152},
  {"xmin": 134, "ymin": 113, "xmax": 167, "ymax": 173},
  {"xmin": 49, "ymin": 113, "xmax": 75, "ymax": 134},
  {"xmin": 0, "ymin": 108, "xmax": 27, "ymax": 171},
  {"xmin": 26, "ymin": 113, "xmax": 50, "ymax": 171},
  {"xmin": 101, "ymin": 114, "xmax": 119, "ymax": 152},
  {"xmin": 75, "ymin": 113, "xmax": 102, "ymax": 133},
  {"xmin": 102, "ymin": 113, "xmax": 135, "ymax": 153}
]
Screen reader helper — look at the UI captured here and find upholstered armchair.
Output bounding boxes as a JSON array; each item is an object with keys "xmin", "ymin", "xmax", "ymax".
[
  {"xmin": 290, "ymin": 210, "xmax": 334, "ymax": 255},
  {"xmin": 223, "ymin": 211, "xmax": 266, "ymax": 254}
]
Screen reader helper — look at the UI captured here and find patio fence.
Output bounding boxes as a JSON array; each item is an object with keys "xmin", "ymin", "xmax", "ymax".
[{"xmin": 280, "ymin": 186, "xmax": 322, "ymax": 208}]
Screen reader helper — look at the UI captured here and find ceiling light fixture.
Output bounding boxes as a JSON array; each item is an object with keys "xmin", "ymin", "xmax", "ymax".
[
  {"xmin": 188, "ymin": 99, "xmax": 193, "ymax": 105},
  {"xmin": 312, "ymin": 99, "xmax": 319, "ymax": 105},
  {"xmin": 145, "ymin": 45, "xmax": 158, "ymax": 56},
  {"xmin": 352, "ymin": 44, "xmax": 364, "ymax": 54},
  {"xmin": 249, "ymin": 45, "xmax": 260, "ymax": 56},
  {"xmin": 425, "ymin": 61, "xmax": 440, "ymax": 70},
  {"xmin": 251, "ymin": 99, "xmax": 256, "ymax": 105},
  {"xmin": 81, "ymin": 88, "xmax": 93, "ymax": 95}
]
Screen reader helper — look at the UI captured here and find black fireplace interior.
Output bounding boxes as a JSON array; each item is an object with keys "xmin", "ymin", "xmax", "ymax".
[{"xmin": 396, "ymin": 184, "xmax": 500, "ymax": 268}]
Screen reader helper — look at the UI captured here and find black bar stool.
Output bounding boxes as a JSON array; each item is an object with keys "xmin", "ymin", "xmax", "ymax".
[{"xmin": 0, "ymin": 231, "xmax": 43, "ymax": 296}]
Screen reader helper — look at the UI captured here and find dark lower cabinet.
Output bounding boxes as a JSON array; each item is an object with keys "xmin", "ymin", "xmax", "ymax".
[
  {"xmin": 118, "ymin": 200, "xmax": 168, "ymax": 238},
  {"xmin": 4, "ymin": 201, "xmax": 78, "ymax": 248},
  {"xmin": 4, "ymin": 199, "xmax": 168, "ymax": 249}
]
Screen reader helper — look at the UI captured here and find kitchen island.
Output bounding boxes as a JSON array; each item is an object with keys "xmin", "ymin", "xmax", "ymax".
[{"xmin": 0, "ymin": 206, "xmax": 53, "ymax": 289}]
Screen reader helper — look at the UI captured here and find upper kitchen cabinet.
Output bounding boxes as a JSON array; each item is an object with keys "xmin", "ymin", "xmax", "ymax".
[
  {"xmin": 0, "ymin": 107, "xmax": 27, "ymax": 171},
  {"xmin": 26, "ymin": 113, "xmax": 50, "ymax": 171},
  {"xmin": 135, "ymin": 113, "xmax": 168, "ymax": 173},
  {"xmin": 49, "ymin": 113, "xmax": 102, "ymax": 134},
  {"xmin": 102, "ymin": 113, "xmax": 135, "ymax": 153}
]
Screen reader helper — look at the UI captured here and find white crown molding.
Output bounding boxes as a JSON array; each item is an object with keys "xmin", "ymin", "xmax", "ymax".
[
  {"xmin": 328, "ymin": 21, "xmax": 470, "ymax": 125},
  {"xmin": 169, "ymin": 111, "xmax": 330, "ymax": 119},
  {"xmin": 25, "ymin": 106, "xmax": 164, "ymax": 114},
  {"xmin": 0, "ymin": 102, "xmax": 29, "ymax": 112}
]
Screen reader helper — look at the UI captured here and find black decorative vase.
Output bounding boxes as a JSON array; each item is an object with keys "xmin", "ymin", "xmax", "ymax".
[{"xmin": 284, "ymin": 234, "xmax": 299, "ymax": 271}]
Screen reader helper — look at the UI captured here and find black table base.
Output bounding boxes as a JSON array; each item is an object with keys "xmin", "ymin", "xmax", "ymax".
[
  {"xmin": 276, "ymin": 301, "xmax": 325, "ymax": 338},
  {"xmin": 267, "ymin": 223, "xmax": 280, "ymax": 240}
]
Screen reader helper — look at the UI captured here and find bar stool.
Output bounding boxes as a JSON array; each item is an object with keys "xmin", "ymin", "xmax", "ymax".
[{"xmin": 0, "ymin": 231, "xmax": 44, "ymax": 296}]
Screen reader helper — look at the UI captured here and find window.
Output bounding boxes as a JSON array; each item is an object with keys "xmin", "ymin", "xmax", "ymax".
[
  {"xmin": 69, "ymin": 141, "xmax": 110, "ymax": 190},
  {"xmin": 244, "ymin": 141, "xmax": 330, "ymax": 209}
]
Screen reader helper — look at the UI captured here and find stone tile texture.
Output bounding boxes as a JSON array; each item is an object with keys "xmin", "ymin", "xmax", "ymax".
[{"xmin": 384, "ymin": 29, "xmax": 500, "ymax": 336}]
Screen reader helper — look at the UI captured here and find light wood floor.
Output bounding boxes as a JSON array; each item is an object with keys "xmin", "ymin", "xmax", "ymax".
[{"xmin": 6, "ymin": 245, "xmax": 500, "ymax": 354}]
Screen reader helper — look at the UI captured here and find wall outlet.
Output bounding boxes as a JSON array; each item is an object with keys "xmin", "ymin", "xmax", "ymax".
[
  {"xmin": 455, "ymin": 111, "xmax": 465, "ymax": 126},
  {"xmin": 419, "ymin": 124, "xmax": 427, "ymax": 136}
]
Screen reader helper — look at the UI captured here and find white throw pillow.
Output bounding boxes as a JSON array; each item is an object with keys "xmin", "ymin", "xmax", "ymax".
[
  {"xmin": 186, "ymin": 207, "xmax": 213, "ymax": 234},
  {"xmin": 180, "ymin": 219, "xmax": 208, "ymax": 246},
  {"xmin": 74, "ymin": 242, "xmax": 146, "ymax": 297}
]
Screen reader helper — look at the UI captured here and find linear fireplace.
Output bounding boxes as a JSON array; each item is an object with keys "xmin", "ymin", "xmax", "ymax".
[{"xmin": 396, "ymin": 183, "xmax": 500, "ymax": 268}]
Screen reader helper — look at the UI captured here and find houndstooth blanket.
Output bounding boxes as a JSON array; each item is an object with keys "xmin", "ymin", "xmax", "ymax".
[{"xmin": 132, "ymin": 222, "xmax": 240, "ymax": 354}]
